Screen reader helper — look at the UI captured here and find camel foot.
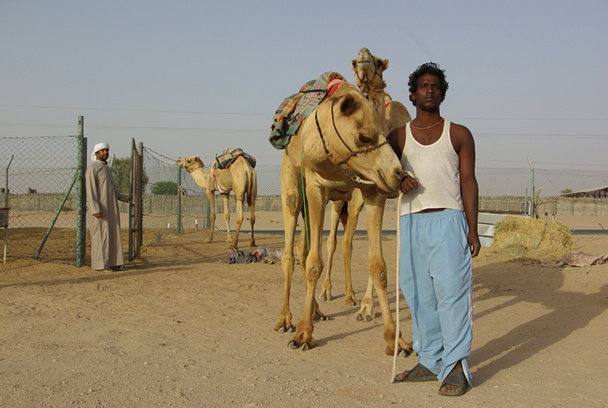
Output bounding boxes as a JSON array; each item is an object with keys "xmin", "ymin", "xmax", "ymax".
[
  {"xmin": 274, "ymin": 319, "xmax": 295, "ymax": 333},
  {"xmin": 249, "ymin": 239, "xmax": 256, "ymax": 247},
  {"xmin": 288, "ymin": 335, "xmax": 316, "ymax": 351},
  {"xmin": 288, "ymin": 340, "xmax": 312, "ymax": 351},
  {"xmin": 320, "ymin": 288, "xmax": 333, "ymax": 302},
  {"xmin": 385, "ymin": 343, "xmax": 413, "ymax": 357},
  {"xmin": 355, "ymin": 309, "xmax": 374, "ymax": 322},
  {"xmin": 312, "ymin": 310, "xmax": 329, "ymax": 321},
  {"xmin": 344, "ymin": 293, "xmax": 358, "ymax": 306}
]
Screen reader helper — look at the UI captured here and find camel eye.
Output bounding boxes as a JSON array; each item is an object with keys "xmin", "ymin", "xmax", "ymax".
[{"xmin": 359, "ymin": 134, "xmax": 373, "ymax": 144}]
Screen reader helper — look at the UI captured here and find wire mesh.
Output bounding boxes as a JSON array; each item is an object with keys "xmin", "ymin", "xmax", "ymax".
[
  {"xmin": 1, "ymin": 135, "xmax": 81, "ymax": 263},
  {"xmin": 2, "ymin": 133, "xmax": 607, "ymax": 265}
]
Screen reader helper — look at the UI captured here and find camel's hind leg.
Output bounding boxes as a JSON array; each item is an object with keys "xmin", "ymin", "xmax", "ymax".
[
  {"xmin": 248, "ymin": 171, "xmax": 257, "ymax": 248},
  {"xmin": 204, "ymin": 190, "xmax": 216, "ymax": 243},
  {"xmin": 321, "ymin": 201, "xmax": 342, "ymax": 301},
  {"xmin": 363, "ymin": 190, "xmax": 412, "ymax": 357},
  {"xmin": 355, "ymin": 276, "xmax": 375, "ymax": 321},
  {"xmin": 230, "ymin": 194, "xmax": 244, "ymax": 249},
  {"xmin": 341, "ymin": 192, "xmax": 364, "ymax": 306},
  {"xmin": 222, "ymin": 194, "xmax": 233, "ymax": 244}
]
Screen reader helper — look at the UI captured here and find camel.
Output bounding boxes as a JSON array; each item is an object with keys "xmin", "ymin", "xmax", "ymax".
[
  {"xmin": 176, "ymin": 155, "xmax": 257, "ymax": 249},
  {"xmin": 321, "ymin": 48, "xmax": 412, "ymax": 324},
  {"xmin": 275, "ymin": 72, "xmax": 411, "ymax": 356}
]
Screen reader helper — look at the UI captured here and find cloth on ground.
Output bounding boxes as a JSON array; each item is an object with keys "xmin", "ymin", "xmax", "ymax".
[
  {"xmin": 532, "ymin": 252, "xmax": 608, "ymax": 267},
  {"xmin": 269, "ymin": 72, "xmax": 344, "ymax": 149},
  {"xmin": 252, "ymin": 246, "xmax": 300, "ymax": 264},
  {"xmin": 219, "ymin": 247, "xmax": 299, "ymax": 265},
  {"xmin": 212, "ymin": 148, "xmax": 256, "ymax": 169},
  {"xmin": 220, "ymin": 248, "xmax": 257, "ymax": 264}
]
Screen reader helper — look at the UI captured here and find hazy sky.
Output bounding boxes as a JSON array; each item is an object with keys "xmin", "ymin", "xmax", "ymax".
[{"xmin": 1, "ymin": 0, "xmax": 607, "ymax": 172}]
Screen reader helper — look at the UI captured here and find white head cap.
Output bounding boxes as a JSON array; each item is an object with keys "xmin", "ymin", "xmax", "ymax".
[{"xmin": 91, "ymin": 143, "xmax": 110, "ymax": 162}]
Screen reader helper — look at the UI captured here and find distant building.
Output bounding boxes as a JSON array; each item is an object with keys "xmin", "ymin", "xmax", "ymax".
[{"xmin": 561, "ymin": 185, "xmax": 608, "ymax": 198}]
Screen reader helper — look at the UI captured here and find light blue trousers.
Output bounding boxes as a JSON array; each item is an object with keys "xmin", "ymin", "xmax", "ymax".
[{"xmin": 399, "ymin": 209, "xmax": 473, "ymax": 386}]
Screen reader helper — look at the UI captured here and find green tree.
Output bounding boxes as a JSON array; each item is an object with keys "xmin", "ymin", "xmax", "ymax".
[
  {"xmin": 561, "ymin": 188, "xmax": 573, "ymax": 195},
  {"xmin": 151, "ymin": 181, "xmax": 179, "ymax": 195},
  {"xmin": 111, "ymin": 157, "xmax": 149, "ymax": 194}
]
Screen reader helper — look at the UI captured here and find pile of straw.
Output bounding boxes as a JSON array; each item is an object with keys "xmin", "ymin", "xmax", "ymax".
[{"xmin": 482, "ymin": 216, "xmax": 574, "ymax": 262}]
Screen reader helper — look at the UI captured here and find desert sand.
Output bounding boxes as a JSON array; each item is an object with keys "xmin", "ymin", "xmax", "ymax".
[{"xmin": 1, "ymin": 230, "xmax": 607, "ymax": 407}]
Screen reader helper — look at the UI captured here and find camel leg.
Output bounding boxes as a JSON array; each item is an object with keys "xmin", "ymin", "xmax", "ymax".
[
  {"xmin": 289, "ymin": 184, "xmax": 327, "ymax": 351},
  {"xmin": 230, "ymin": 194, "xmax": 244, "ymax": 249},
  {"xmin": 204, "ymin": 190, "xmax": 216, "ymax": 243},
  {"xmin": 275, "ymin": 155, "xmax": 302, "ymax": 333},
  {"xmin": 321, "ymin": 201, "xmax": 342, "ymax": 301},
  {"xmin": 222, "ymin": 194, "xmax": 232, "ymax": 244},
  {"xmin": 356, "ymin": 276, "xmax": 375, "ymax": 321},
  {"xmin": 363, "ymin": 190, "xmax": 412, "ymax": 357},
  {"xmin": 341, "ymin": 193, "xmax": 364, "ymax": 306},
  {"xmin": 248, "ymin": 197, "xmax": 256, "ymax": 247}
]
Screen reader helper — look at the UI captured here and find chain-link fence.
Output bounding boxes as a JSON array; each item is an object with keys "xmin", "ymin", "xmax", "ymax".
[
  {"xmin": 1, "ymin": 135, "xmax": 83, "ymax": 263},
  {"xmin": 2, "ymin": 132, "xmax": 607, "ymax": 265}
]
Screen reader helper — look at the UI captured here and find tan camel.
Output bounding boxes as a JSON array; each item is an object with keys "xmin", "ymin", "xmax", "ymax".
[
  {"xmin": 275, "ymin": 74, "xmax": 411, "ymax": 356},
  {"xmin": 322, "ymin": 49, "xmax": 412, "ymax": 323},
  {"xmin": 176, "ymin": 155, "xmax": 257, "ymax": 248}
]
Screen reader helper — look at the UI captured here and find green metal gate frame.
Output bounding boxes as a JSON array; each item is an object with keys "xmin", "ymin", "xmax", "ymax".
[{"xmin": 128, "ymin": 139, "xmax": 144, "ymax": 261}]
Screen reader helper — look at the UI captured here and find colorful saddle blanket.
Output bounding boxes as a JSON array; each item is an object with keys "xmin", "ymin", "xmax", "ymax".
[
  {"xmin": 269, "ymin": 72, "xmax": 344, "ymax": 149},
  {"xmin": 212, "ymin": 148, "xmax": 256, "ymax": 169}
]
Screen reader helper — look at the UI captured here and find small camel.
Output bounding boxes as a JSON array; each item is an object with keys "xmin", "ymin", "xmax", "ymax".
[
  {"xmin": 275, "ymin": 73, "xmax": 411, "ymax": 356},
  {"xmin": 176, "ymin": 155, "xmax": 257, "ymax": 248},
  {"xmin": 322, "ymin": 48, "xmax": 411, "ymax": 324}
]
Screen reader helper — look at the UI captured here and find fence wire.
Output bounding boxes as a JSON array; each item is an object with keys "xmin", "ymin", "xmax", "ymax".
[
  {"xmin": 2, "ymin": 134, "xmax": 607, "ymax": 265},
  {"xmin": 1, "ymin": 135, "xmax": 81, "ymax": 263}
]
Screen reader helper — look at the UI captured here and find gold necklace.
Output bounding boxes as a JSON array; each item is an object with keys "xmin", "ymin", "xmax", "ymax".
[{"xmin": 410, "ymin": 117, "xmax": 444, "ymax": 130}]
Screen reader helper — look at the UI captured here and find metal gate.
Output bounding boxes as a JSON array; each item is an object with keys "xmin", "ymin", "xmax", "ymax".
[{"xmin": 128, "ymin": 139, "xmax": 144, "ymax": 261}]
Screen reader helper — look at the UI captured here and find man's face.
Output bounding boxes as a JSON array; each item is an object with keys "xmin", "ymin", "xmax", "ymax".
[
  {"xmin": 412, "ymin": 73, "xmax": 442, "ymax": 109},
  {"xmin": 96, "ymin": 148, "xmax": 109, "ymax": 162}
]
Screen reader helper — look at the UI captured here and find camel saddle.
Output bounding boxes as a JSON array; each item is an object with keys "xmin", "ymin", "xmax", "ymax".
[
  {"xmin": 269, "ymin": 72, "xmax": 345, "ymax": 149},
  {"xmin": 212, "ymin": 148, "xmax": 256, "ymax": 170}
]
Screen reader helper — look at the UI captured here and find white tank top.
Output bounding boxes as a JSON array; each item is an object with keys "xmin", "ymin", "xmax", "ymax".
[{"xmin": 399, "ymin": 119, "xmax": 463, "ymax": 215}]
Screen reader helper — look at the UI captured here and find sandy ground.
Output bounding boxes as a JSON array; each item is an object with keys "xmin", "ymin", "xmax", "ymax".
[{"xmin": 1, "ymin": 230, "xmax": 607, "ymax": 407}]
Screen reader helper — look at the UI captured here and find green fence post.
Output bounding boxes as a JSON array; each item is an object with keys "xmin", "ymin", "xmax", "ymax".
[
  {"xmin": 138, "ymin": 142, "xmax": 144, "ymax": 246},
  {"xmin": 177, "ymin": 165, "xmax": 182, "ymax": 234},
  {"xmin": 76, "ymin": 116, "xmax": 86, "ymax": 267}
]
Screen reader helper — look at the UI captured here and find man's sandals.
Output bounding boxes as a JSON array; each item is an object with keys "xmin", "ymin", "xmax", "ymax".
[
  {"xmin": 438, "ymin": 370, "xmax": 470, "ymax": 397},
  {"xmin": 394, "ymin": 363, "xmax": 437, "ymax": 382},
  {"xmin": 395, "ymin": 363, "xmax": 470, "ymax": 396}
]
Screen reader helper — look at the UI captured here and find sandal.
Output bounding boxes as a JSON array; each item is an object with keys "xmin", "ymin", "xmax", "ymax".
[
  {"xmin": 394, "ymin": 363, "xmax": 437, "ymax": 382},
  {"xmin": 438, "ymin": 370, "xmax": 470, "ymax": 396}
]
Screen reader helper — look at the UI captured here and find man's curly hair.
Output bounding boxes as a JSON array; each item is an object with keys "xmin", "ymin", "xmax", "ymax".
[{"xmin": 408, "ymin": 62, "xmax": 449, "ymax": 106}]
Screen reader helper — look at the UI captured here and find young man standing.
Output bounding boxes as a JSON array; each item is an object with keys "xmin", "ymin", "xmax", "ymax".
[{"xmin": 388, "ymin": 62, "xmax": 480, "ymax": 396}]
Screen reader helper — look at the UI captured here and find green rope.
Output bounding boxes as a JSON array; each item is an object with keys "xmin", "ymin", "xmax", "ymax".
[{"xmin": 300, "ymin": 150, "xmax": 310, "ymax": 252}]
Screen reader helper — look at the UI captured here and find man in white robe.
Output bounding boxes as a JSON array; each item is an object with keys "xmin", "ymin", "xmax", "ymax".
[{"xmin": 85, "ymin": 143, "xmax": 131, "ymax": 271}]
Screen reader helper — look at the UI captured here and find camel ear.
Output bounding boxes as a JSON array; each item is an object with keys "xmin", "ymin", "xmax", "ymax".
[
  {"xmin": 351, "ymin": 58, "xmax": 358, "ymax": 72},
  {"xmin": 339, "ymin": 94, "xmax": 359, "ymax": 117},
  {"xmin": 380, "ymin": 58, "xmax": 389, "ymax": 72}
]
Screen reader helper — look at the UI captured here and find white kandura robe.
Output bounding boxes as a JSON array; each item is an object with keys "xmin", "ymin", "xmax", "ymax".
[{"xmin": 85, "ymin": 160, "xmax": 130, "ymax": 270}]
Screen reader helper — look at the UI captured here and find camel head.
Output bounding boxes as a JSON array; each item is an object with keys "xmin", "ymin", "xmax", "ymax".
[
  {"xmin": 301, "ymin": 81, "xmax": 402, "ymax": 194},
  {"xmin": 351, "ymin": 47, "xmax": 388, "ymax": 94},
  {"xmin": 176, "ymin": 156, "xmax": 205, "ymax": 173}
]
